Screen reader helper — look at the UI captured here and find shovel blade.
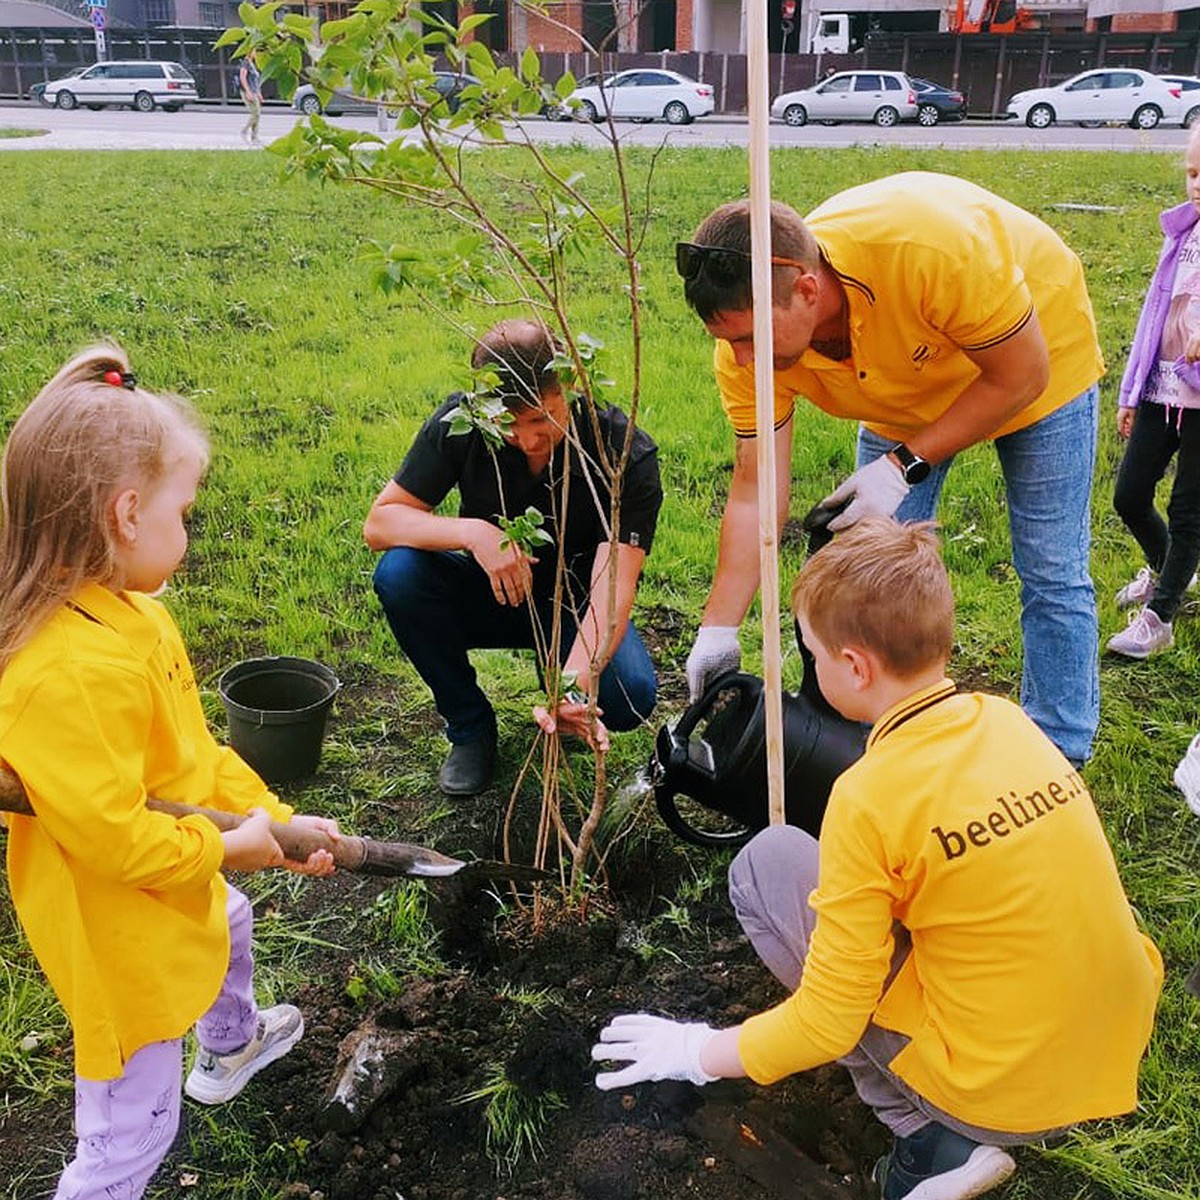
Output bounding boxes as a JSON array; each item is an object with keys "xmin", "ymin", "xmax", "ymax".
[{"xmin": 444, "ymin": 861, "xmax": 554, "ymax": 887}]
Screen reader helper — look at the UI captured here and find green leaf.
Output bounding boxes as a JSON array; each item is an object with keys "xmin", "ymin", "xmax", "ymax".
[
  {"xmin": 464, "ymin": 40, "xmax": 496, "ymax": 74},
  {"xmin": 457, "ymin": 12, "xmax": 493, "ymax": 35},
  {"xmin": 554, "ymin": 71, "xmax": 576, "ymax": 99},
  {"xmin": 213, "ymin": 27, "xmax": 246, "ymax": 49},
  {"xmin": 520, "ymin": 46, "xmax": 540, "ymax": 84},
  {"xmin": 317, "ymin": 15, "xmax": 358, "ymax": 41},
  {"xmin": 281, "ymin": 13, "xmax": 316, "ymax": 37}
]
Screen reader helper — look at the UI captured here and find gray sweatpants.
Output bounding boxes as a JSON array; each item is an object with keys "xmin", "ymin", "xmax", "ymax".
[{"xmin": 728, "ymin": 824, "xmax": 1066, "ymax": 1145}]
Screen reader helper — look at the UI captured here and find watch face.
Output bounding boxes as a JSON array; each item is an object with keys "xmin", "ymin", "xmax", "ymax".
[
  {"xmin": 890, "ymin": 443, "xmax": 930, "ymax": 485},
  {"xmin": 905, "ymin": 458, "xmax": 931, "ymax": 484}
]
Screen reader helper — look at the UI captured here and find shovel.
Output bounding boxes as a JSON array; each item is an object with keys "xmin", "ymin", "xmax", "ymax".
[{"xmin": 0, "ymin": 767, "xmax": 548, "ymax": 887}]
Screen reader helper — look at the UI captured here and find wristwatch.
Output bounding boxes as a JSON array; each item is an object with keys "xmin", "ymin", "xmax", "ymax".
[{"xmin": 888, "ymin": 442, "xmax": 931, "ymax": 485}]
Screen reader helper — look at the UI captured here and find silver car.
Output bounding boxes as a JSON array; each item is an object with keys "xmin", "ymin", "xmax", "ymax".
[
  {"xmin": 42, "ymin": 60, "xmax": 196, "ymax": 112},
  {"xmin": 771, "ymin": 71, "xmax": 917, "ymax": 127}
]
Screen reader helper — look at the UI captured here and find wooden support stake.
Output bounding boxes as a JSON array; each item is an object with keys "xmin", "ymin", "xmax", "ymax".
[{"xmin": 747, "ymin": 0, "xmax": 787, "ymax": 827}]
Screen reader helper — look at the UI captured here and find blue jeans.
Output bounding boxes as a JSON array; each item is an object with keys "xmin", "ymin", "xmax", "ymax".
[
  {"xmin": 373, "ymin": 547, "xmax": 657, "ymax": 745},
  {"xmin": 857, "ymin": 385, "xmax": 1099, "ymax": 764}
]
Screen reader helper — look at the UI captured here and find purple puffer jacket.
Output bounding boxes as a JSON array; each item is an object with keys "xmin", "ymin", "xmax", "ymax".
[{"xmin": 1119, "ymin": 200, "xmax": 1200, "ymax": 411}]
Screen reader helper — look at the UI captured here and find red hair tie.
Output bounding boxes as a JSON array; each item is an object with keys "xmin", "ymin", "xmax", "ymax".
[{"xmin": 103, "ymin": 369, "xmax": 137, "ymax": 390}]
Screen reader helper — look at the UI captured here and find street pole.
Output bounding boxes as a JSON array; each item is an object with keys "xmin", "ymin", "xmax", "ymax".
[{"xmin": 89, "ymin": 0, "xmax": 107, "ymax": 62}]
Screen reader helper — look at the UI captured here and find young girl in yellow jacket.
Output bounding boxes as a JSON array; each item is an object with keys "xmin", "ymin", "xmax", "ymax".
[{"xmin": 0, "ymin": 345, "xmax": 340, "ymax": 1200}]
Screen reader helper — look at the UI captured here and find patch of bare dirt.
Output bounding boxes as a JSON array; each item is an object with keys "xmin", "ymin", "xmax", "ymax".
[{"xmin": 0, "ymin": 650, "xmax": 879, "ymax": 1200}]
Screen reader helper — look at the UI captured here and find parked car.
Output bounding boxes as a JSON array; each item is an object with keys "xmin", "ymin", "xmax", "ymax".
[
  {"xmin": 293, "ymin": 71, "xmax": 479, "ymax": 117},
  {"xmin": 41, "ymin": 60, "xmax": 196, "ymax": 112},
  {"xmin": 909, "ymin": 76, "xmax": 967, "ymax": 125},
  {"xmin": 563, "ymin": 69, "xmax": 714, "ymax": 125},
  {"xmin": 1004, "ymin": 68, "xmax": 1183, "ymax": 129},
  {"xmin": 544, "ymin": 72, "xmax": 598, "ymax": 120},
  {"xmin": 30, "ymin": 65, "xmax": 84, "ymax": 105},
  {"xmin": 1160, "ymin": 74, "xmax": 1200, "ymax": 127},
  {"xmin": 770, "ymin": 70, "xmax": 917, "ymax": 127}
]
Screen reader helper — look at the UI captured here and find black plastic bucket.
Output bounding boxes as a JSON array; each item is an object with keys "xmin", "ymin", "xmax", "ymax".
[{"xmin": 218, "ymin": 656, "xmax": 340, "ymax": 784}]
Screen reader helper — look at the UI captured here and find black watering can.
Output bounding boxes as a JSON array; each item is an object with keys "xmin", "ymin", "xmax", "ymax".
[{"xmin": 650, "ymin": 502, "xmax": 868, "ymax": 848}]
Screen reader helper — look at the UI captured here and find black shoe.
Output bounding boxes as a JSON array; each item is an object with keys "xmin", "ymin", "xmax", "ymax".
[
  {"xmin": 872, "ymin": 1123, "xmax": 1015, "ymax": 1199},
  {"xmin": 438, "ymin": 737, "xmax": 496, "ymax": 795}
]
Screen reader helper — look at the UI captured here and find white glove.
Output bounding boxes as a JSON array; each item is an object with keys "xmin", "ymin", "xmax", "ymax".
[
  {"xmin": 822, "ymin": 455, "xmax": 910, "ymax": 532},
  {"xmin": 685, "ymin": 626, "xmax": 741, "ymax": 703},
  {"xmin": 592, "ymin": 1013, "xmax": 720, "ymax": 1090}
]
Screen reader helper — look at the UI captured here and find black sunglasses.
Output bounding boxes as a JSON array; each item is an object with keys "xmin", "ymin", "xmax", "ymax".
[{"xmin": 675, "ymin": 241, "xmax": 808, "ymax": 283}]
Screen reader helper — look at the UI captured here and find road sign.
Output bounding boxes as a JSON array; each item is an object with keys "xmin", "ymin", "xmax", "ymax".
[
  {"xmin": 90, "ymin": 0, "xmax": 107, "ymax": 8},
  {"xmin": 90, "ymin": 7, "xmax": 106, "ymax": 28},
  {"xmin": 94, "ymin": 28, "xmax": 106, "ymax": 57}
]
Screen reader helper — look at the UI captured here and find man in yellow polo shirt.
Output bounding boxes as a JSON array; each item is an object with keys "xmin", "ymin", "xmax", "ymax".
[{"xmin": 679, "ymin": 173, "xmax": 1104, "ymax": 766}]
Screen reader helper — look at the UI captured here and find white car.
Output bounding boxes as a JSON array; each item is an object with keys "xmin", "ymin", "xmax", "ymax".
[
  {"xmin": 42, "ymin": 60, "xmax": 197, "ymax": 112},
  {"xmin": 1160, "ymin": 75, "xmax": 1200, "ymax": 127},
  {"xmin": 771, "ymin": 70, "xmax": 917, "ymax": 128},
  {"xmin": 1004, "ymin": 68, "xmax": 1183, "ymax": 129},
  {"xmin": 565, "ymin": 69, "xmax": 714, "ymax": 125}
]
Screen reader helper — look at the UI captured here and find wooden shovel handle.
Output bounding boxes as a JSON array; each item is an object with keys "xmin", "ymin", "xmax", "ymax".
[{"xmin": 0, "ymin": 766, "xmax": 460, "ymax": 877}]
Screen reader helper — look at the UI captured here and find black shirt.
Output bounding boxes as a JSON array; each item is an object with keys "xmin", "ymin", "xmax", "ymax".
[{"xmin": 395, "ymin": 394, "xmax": 663, "ymax": 599}]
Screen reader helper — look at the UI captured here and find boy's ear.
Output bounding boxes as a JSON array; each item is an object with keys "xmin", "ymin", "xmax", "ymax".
[
  {"xmin": 111, "ymin": 488, "xmax": 140, "ymax": 545},
  {"xmin": 841, "ymin": 643, "xmax": 875, "ymax": 690}
]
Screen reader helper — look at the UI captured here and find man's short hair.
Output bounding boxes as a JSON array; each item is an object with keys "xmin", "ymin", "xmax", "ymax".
[
  {"xmin": 470, "ymin": 319, "xmax": 562, "ymax": 410},
  {"xmin": 791, "ymin": 518, "xmax": 954, "ymax": 678},
  {"xmin": 683, "ymin": 200, "xmax": 820, "ymax": 322}
]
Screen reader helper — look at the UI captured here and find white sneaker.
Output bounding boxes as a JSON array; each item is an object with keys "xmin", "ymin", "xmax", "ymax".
[
  {"xmin": 185, "ymin": 1004, "xmax": 304, "ymax": 1105},
  {"xmin": 1115, "ymin": 567, "xmax": 1198, "ymax": 610},
  {"xmin": 1176, "ymin": 734, "xmax": 1200, "ymax": 816},
  {"xmin": 1106, "ymin": 607, "xmax": 1174, "ymax": 659}
]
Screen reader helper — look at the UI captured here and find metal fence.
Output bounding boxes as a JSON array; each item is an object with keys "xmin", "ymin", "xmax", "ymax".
[
  {"xmin": 0, "ymin": 26, "xmax": 241, "ymax": 102},
  {"xmin": 5, "ymin": 27, "xmax": 1200, "ymax": 116}
]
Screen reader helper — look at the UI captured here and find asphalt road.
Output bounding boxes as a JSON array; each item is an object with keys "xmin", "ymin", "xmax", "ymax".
[{"xmin": 0, "ymin": 100, "xmax": 1190, "ymax": 152}]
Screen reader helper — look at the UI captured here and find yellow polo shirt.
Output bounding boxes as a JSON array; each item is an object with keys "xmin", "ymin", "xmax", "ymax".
[
  {"xmin": 0, "ymin": 585, "xmax": 292, "ymax": 1080},
  {"xmin": 716, "ymin": 172, "xmax": 1105, "ymax": 442},
  {"xmin": 737, "ymin": 682, "xmax": 1162, "ymax": 1134}
]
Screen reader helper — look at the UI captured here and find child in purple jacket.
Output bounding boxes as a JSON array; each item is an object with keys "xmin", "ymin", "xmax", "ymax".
[{"xmin": 1109, "ymin": 125, "xmax": 1200, "ymax": 660}]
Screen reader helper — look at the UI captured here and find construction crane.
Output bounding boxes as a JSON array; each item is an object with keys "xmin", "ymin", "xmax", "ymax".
[{"xmin": 951, "ymin": 0, "xmax": 1038, "ymax": 34}]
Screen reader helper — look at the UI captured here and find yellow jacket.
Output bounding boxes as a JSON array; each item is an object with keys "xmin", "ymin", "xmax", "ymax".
[
  {"xmin": 0, "ymin": 585, "xmax": 292, "ymax": 1080},
  {"xmin": 716, "ymin": 172, "xmax": 1105, "ymax": 442},
  {"xmin": 738, "ymin": 682, "xmax": 1162, "ymax": 1134}
]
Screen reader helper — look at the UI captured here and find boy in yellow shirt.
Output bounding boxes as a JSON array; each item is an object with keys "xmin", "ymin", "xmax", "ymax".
[{"xmin": 593, "ymin": 518, "xmax": 1162, "ymax": 1200}]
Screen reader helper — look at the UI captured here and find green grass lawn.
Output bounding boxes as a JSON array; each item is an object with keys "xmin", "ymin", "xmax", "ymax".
[{"xmin": 1, "ymin": 144, "xmax": 1199, "ymax": 1199}]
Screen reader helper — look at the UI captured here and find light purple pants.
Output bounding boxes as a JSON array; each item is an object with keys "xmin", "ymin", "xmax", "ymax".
[
  {"xmin": 728, "ymin": 825, "xmax": 1064, "ymax": 1145},
  {"xmin": 54, "ymin": 884, "xmax": 259, "ymax": 1200}
]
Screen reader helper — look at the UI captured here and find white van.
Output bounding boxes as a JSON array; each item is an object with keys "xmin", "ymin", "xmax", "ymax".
[{"xmin": 42, "ymin": 61, "xmax": 197, "ymax": 112}]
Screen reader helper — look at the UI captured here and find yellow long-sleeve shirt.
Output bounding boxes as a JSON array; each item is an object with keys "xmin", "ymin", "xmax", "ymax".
[
  {"xmin": 0, "ymin": 584, "xmax": 292, "ymax": 1081},
  {"xmin": 738, "ymin": 681, "xmax": 1162, "ymax": 1134}
]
